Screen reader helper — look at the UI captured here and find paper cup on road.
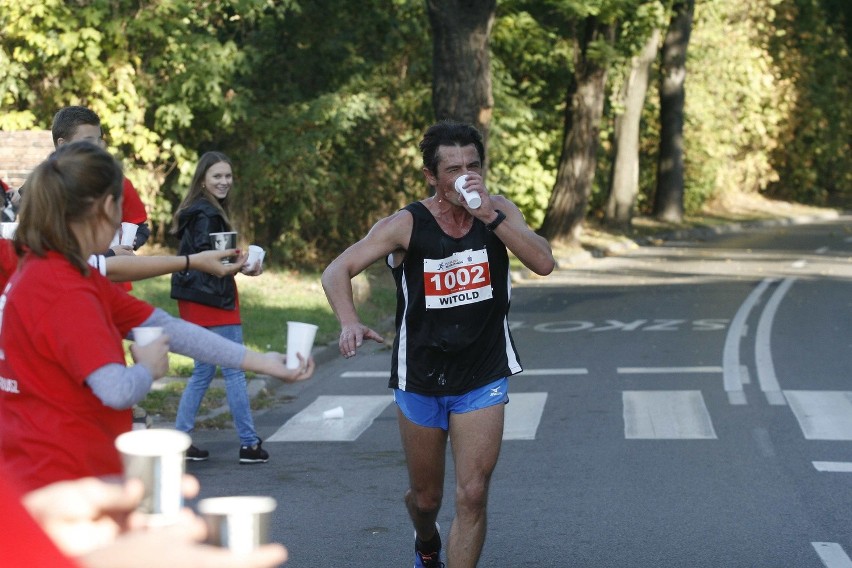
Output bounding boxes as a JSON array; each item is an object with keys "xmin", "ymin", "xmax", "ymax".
[
  {"xmin": 120, "ymin": 222, "xmax": 139, "ymax": 247},
  {"xmin": 132, "ymin": 326, "xmax": 163, "ymax": 346},
  {"xmin": 198, "ymin": 496, "xmax": 277, "ymax": 554},
  {"xmin": 323, "ymin": 406, "xmax": 345, "ymax": 420},
  {"xmin": 115, "ymin": 429, "xmax": 191, "ymax": 523},
  {"xmin": 286, "ymin": 321, "xmax": 318, "ymax": 369},
  {"xmin": 247, "ymin": 245, "xmax": 265, "ymax": 270},
  {"xmin": 0, "ymin": 222, "xmax": 18, "ymax": 239},
  {"xmin": 209, "ymin": 232, "xmax": 238, "ymax": 264}
]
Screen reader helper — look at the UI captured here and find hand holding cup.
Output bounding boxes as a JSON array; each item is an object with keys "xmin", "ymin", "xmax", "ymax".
[
  {"xmin": 454, "ymin": 175, "xmax": 481, "ymax": 209},
  {"xmin": 130, "ymin": 329, "xmax": 170, "ymax": 380}
]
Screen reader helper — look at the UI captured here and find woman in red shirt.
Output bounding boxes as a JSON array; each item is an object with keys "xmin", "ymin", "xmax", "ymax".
[{"xmin": 0, "ymin": 142, "xmax": 314, "ymax": 492}]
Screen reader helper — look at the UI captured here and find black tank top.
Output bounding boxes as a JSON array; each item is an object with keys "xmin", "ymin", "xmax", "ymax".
[{"xmin": 388, "ymin": 202, "xmax": 521, "ymax": 395}]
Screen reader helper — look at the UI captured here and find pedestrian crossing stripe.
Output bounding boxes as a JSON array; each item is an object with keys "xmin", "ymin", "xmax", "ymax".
[
  {"xmin": 623, "ymin": 390, "xmax": 717, "ymax": 439},
  {"xmin": 785, "ymin": 391, "xmax": 852, "ymax": 440},
  {"xmin": 266, "ymin": 395, "xmax": 393, "ymax": 442},
  {"xmin": 504, "ymin": 392, "xmax": 548, "ymax": 440},
  {"xmin": 263, "ymin": 390, "xmax": 852, "ymax": 443},
  {"xmin": 812, "ymin": 542, "xmax": 852, "ymax": 568}
]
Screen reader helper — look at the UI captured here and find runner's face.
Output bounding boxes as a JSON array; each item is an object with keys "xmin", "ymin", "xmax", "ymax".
[{"xmin": 434, "ymin": 144, "xmax": 481, "ymax": 204}]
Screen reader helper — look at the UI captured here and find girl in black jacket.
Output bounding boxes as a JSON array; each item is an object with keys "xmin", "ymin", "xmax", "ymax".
[{"xmin": 170, "ymin": 151, "xmax": 270, "ymax": 464}]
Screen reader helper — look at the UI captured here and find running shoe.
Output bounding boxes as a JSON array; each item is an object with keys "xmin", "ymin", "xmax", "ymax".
[{"xmin": 414, "ymin": 522, "xmax": 444, "ymax": 568}]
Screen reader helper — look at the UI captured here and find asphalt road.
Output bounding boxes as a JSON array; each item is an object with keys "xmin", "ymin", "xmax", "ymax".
[{"xmin": 187, "ymin": 214, "xmax": 852, "ymax": 567}]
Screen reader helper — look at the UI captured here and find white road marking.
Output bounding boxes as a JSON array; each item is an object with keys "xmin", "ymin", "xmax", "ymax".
[
  {"xmin": 504, "ymin": 392, "xmax": 548, "ymax": 440},
  {"xmin": 813, "ymin": 462, "xmax": 852, "ymax": 473},
  {"xmin": 267, "ymin": 395, "xmax": 393, "ymax": 442},
  {"xmin": 785, "ymin": 391, "xmax": 852, "ymax": 440},
  {"xmin": 617, "ymin": 366, "xmax": 722, "ymax": 374},
  {"xmin": 341, "ymin": 371, "xmax": 389, "ymax": 378},
  {"xmin": 792, "ymin": 259, "xmax": 808, "ymax": 268},
  {"xmin": 755, "ymin": 278, "xmax": 796, "ymax": 405},
  {"xmin": 518, "ymin": 368, "xmax": 588, "ymax": 376},
  {"xmin": 722, "ymin": 278, "xmax": 774, "ymax": 403},
  {"xmin": 812, "ymin": 542, "xmax": 852, "ymax": 568},
  {"xmin": 340, "ymin": 368, "xmax": 588, "ymax": 379},
  {"xmin": 623, "ymin": 390, "xmax": 717, "ymax": 439},
  {"xmin": 815, "ymin": 246, "xmax": 829, "ymax": 254}
]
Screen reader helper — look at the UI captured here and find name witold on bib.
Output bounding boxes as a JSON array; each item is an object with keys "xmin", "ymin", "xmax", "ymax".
[{"xmin": 423, "ymin": 249, "xmax": 492, "ymax": 309}]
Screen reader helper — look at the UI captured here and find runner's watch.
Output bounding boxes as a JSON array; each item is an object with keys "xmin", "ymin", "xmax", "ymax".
[{"xmin": 485, "ymin": 209, "xmax": 506, "ymax": 231}]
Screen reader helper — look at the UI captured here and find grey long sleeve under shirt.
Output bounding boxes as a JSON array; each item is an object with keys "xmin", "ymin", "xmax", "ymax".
[{"xmin": 86, "ymin": 308, "xmax": 246, "ymax": 409}]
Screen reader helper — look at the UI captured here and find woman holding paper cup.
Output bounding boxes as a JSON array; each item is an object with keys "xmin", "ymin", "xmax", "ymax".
[
  {"xmin": 169, "ymin": 151, "xmax": 274, "ymax": 464},
  {"xmin": 0, "ymin": 142, "xmax": 314, "ymax": 493}
]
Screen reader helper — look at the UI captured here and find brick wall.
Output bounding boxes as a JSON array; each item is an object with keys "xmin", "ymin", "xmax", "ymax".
[{"xmin": 0, "ymin": 131, "xmax": 54, "ymax": 189}]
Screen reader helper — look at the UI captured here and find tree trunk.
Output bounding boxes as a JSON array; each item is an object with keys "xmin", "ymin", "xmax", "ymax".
[
  {"xmin": 605, "ymin": 28, "xmax": 661, "ymax": 229},
  {"xmin": 653, "ymin": 0, "xmax": 695, "ymax": 223},
  {"xmin": 539, "ymin": 18, "xmax": 614, "ymax": 243},
  {"xmin": 426, "ymin": 0, "xmax": 496, "ymax": 163}
]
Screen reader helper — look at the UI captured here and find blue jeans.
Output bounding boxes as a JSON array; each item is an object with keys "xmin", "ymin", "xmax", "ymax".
[{"xmin": 174, "ymin": 324, "xmax": 259, "ymax": 446}]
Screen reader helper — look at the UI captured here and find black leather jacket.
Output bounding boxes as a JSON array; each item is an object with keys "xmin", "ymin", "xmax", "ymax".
[{"xmin": 170, "ymin": 199, "xmax": 236, "ymax": 310}]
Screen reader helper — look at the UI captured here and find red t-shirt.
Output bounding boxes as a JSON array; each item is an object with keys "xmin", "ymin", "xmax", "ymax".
[
  {"xmin": 0, "ymin": 251, "xmax": 154, "ymax": 491},
  {"xmin": 178, "ymin": 292, "xmax": 242, "ymax": 327},
  {"xmin": 122, "ymin": 178, "xmax": 147, "ymax": 224},
  {"xmin": 0, "ymin": 470, "xmax": 81, "ymax": 568},
  {"xmin": 0, "ymin": 238, "xmax": 18, "ymax": 288}
]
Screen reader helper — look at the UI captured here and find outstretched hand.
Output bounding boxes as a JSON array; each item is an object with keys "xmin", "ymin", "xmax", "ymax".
[
  {"xmin": 190, "ymin": 249, "xmax": 247, "ymax": 277},
  {"xmin": 338, "ymin": 323, "xmax": 384, "ymax": 359},
  {"xmin": 244, "ymin": 351, "xmax": 316, "ymax": 383}
]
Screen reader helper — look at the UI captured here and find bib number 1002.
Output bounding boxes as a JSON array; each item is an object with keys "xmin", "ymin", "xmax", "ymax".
[{"xmin": 429, "ymin": 265, "xmax": 486, "ymax": 291}]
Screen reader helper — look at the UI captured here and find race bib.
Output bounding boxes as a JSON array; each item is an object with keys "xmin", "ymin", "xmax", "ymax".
[{"xmin": 423, "ymin": 248, "xmax": 492, "ymax": 309}]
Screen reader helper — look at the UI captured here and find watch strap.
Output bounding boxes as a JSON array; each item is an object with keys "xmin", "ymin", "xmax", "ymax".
[{"xmin": 485, "ymin": 209, "xmax": 506, "ymax": 231}]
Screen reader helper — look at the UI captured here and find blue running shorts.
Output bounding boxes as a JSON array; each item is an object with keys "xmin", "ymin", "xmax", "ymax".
[{"xmin": 394, "ymin": 378, "xmax": 509, "ymax": 430}]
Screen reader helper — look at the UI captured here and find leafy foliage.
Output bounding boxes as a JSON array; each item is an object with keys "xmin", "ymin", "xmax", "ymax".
[{"xmin": 1, "ymin": 0, "xmax": 848, "ymax": 259}]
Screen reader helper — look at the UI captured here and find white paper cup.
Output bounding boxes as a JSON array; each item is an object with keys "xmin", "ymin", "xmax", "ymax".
[
  {"xmin": 247, "ymin": 245, "xmax": 265, "ymax": 270},
  {"xmin": 0, "ymin": 222, "xmax": 18, "ymax": 239},
  {"xmin": 115, "ymin": 429, "xmax": 191, "ymax": 522},
  {"xmin": 198, "ymin": 496, "xmax": 277, "ymax": 554},
  {"xmin": 120, "ymin": 222, "xmax": 139, "ymax": 247},
  {"xmin": 286, "ymin": 321, "xmax": 318, "ymax": 369},
  {"xmin": 132, "ymin": 326, "xmax": 163, "ymax": 346},
  {"xmin": 454, "ymin": 175, "xmax": 481, "ymax": 209},
  {"xmin": 209, "ymin": 232, "xmax": 238, "ymax": 264},
  {"xmin": 323, "ymin": 406, "xmax": 345, "ymax": 420}
]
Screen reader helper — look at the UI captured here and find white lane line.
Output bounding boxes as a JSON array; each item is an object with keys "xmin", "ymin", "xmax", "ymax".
[
  {"xmin": 813, "ymin": 462, "xmax": 852, "ymax": 473},
  {"xmin": 785, "ymin": 391, "xmax": 852, "ymax": 440},
  {"xmin": 812, "ymin": 542, "xmax": 852, "ymax": 568},
  {"xmin": 723, "ymin": 278, "xmax": 774, "ymax": 404},
  {"xmin": 792, "ymin": 259, "xmax": 808, "ymax": 268},
  {"xmin": 341, "ymin": 371, "xmax": 389, "ymax": 378},
  {"xmin": 504, "ymin": 392, "xmax": 548, "ymax": 440},
  {"xmin": 340, "ymin": 368, "xmax": 588, "ymax": 379},
  {"xmin": 623, "ymin": 390, "xmax": 717, "ymax": 439},
  {"xmin": 617, "ymin": 367, "xmax": 722, "ymax": 374},
  {"xmin": 519, "ymin": 368, "xmax": 588, "ymax": 376},
  {"xmin": 267, "ymin": 395, "xmax": 393, "ymax": 442},
  {"xmin": 816, "ymin": 246, "xmax": 829, "ymax": 254},
  {"xmin": 755, "ymin": 278, "xmax": 796, "ymax": 405}
]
